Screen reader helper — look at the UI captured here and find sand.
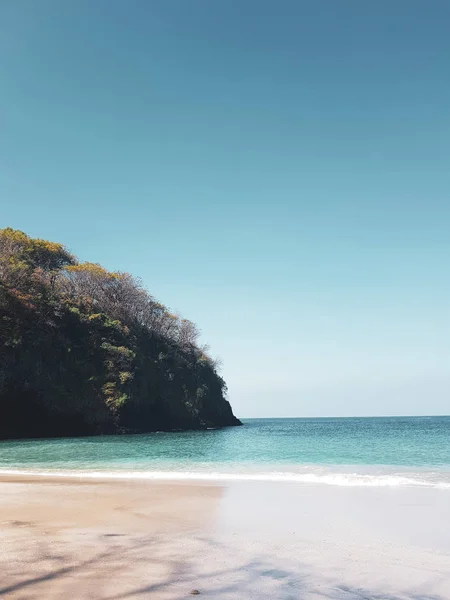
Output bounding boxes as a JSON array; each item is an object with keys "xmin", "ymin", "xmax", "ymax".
[{"xmin": 0, "ymin": 475, "xmax": 449, "ymax": 599}]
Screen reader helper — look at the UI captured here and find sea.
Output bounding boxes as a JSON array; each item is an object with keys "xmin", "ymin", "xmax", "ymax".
[{"xmin": 1, "ymin": 417, "xmax": 450, "ymax": 489}]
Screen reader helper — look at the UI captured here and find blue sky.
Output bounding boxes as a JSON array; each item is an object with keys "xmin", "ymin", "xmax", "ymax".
[{"xmin": 1, "ymin": 0, "xmax": 449, "ymax": 417}]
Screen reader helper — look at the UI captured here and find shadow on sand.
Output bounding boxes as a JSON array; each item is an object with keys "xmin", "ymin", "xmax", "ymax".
[{"xmin": 0, "ymin": 532, "xmax": 445, "ymax": 600}]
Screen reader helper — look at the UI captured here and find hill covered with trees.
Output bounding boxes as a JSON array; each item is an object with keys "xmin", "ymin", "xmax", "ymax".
[{"xmin": 0, "ymin": 228, "xmax": 240, "ymax": 439}]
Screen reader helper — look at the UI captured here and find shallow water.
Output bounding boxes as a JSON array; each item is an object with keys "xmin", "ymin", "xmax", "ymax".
[{"xmin": 1, "ymin": 417, "xmax": 450, "ymax": 488}]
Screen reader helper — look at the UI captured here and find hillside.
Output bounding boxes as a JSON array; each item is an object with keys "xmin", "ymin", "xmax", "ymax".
[{"xmin": 0, "ymin": 228, "xmax": 240, "ymax": 439}]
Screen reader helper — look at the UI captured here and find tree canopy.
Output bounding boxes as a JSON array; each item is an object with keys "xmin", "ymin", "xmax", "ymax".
[{"xmin": 0, "ymin": 228, "xmax": 240, "ymax": 439}]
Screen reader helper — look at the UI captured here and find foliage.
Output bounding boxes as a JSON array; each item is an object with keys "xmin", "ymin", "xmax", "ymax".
[{"xmin": 0, "ymin": 228, "xmax": 240, "ymax": 439}]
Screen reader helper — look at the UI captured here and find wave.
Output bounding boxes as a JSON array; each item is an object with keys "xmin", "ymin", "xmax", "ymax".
[{"xmin": 1, "ymin": 468, "xmax": 450, "ymax": 489}]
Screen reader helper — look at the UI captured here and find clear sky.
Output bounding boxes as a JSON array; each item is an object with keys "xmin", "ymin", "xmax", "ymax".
[{"xmin": 1, "ymin": 0, "xmax": 449, "ymax": 417}]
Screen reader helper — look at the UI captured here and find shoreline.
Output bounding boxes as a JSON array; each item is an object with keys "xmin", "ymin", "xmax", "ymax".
[
  {"xmin": 1, "ymin": 463, "xmax": 450, "ymax": 490},
  {"xmin": 1, "ymin": 477, "xmax": 450, "ymax": 599}
]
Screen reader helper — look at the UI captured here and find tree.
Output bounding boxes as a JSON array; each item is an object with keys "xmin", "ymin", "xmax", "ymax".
[{"xmin": 0, "ymin": 228, "xmax": 75, "ymax": 290}]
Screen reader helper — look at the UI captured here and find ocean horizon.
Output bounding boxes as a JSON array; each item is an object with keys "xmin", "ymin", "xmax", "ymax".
[{"xmin": 1, "ymin": 416, "xmax": 450, "ymax": 489}]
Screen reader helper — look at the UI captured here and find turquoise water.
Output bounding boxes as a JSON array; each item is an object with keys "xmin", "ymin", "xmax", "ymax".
[{"xmin": 1, "ymin": 417, "xmax": 450, "ymax": 488}]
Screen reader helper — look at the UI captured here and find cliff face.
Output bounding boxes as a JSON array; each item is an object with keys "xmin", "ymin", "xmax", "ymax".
[{"xmin": 0, "ymin": 229, "xmax": 240, "ymax": 439}]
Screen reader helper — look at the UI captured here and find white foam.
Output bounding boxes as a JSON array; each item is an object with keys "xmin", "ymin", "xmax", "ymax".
[{"xmin": 1, "ymin": 468, "xmax": 450, "ymax": 489}]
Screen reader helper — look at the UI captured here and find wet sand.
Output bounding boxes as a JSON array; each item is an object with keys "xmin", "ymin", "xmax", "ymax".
[{"xmin": 0, "ymin": 475, "xmax": 449, "ymax": 599}]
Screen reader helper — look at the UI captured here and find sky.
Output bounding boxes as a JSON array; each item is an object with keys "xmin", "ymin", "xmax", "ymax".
[{"xmin": 1, "ymin": 0, "xmax": 449, "ymax": 418}]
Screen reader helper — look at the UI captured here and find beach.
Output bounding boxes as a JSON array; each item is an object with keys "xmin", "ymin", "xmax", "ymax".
[{"xmin": 1, "ymin": 475, "xmax": 449, "ymax": 600}]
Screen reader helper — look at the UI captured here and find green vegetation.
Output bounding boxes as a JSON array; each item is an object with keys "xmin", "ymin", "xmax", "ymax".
[{"xmin": 0, "ymin": 228, "xmax": 240, "ymax": 439}]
